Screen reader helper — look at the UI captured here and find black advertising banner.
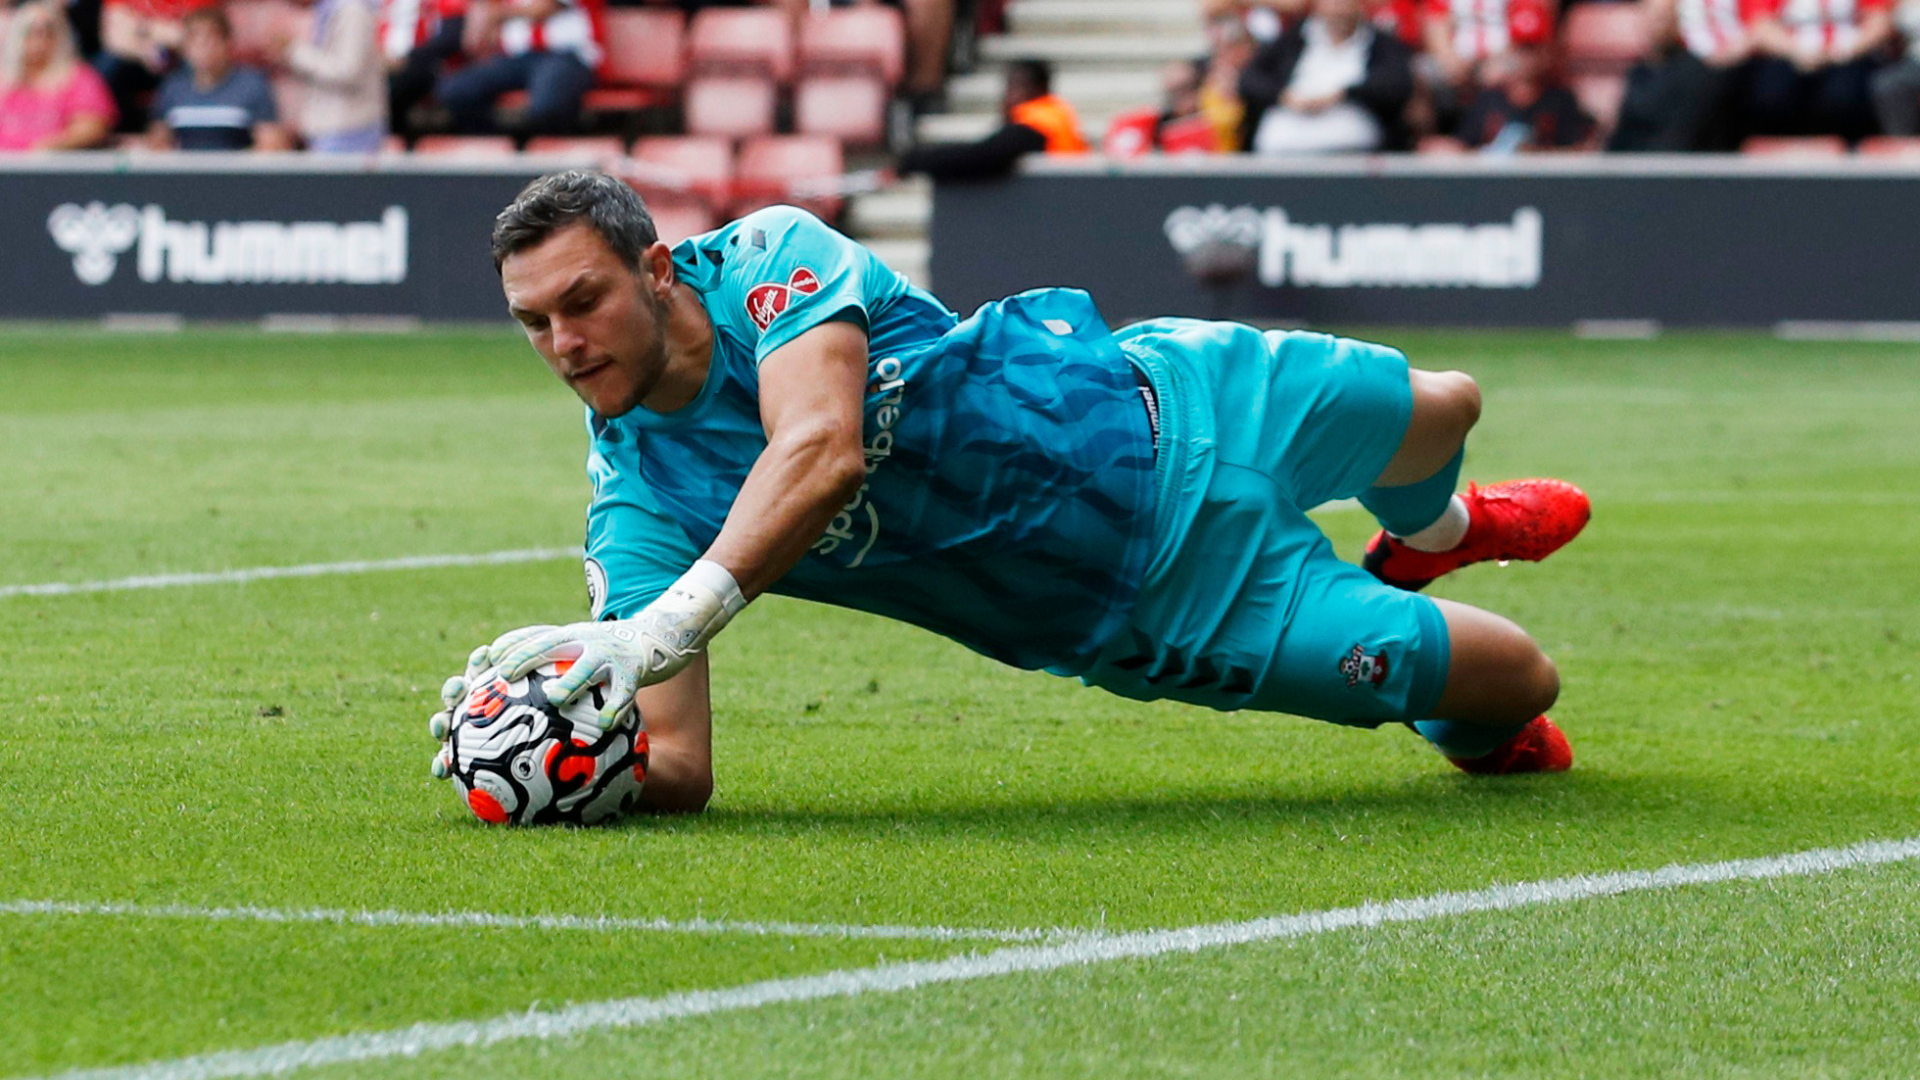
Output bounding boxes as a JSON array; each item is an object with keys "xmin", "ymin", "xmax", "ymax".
[
  {"xmin": 1, "ymin": 159, "xmax": 541, "ymax": 321},
  {"xmin": 929, "ymin": 158, "xmax": 1920, "ymax": 328}
]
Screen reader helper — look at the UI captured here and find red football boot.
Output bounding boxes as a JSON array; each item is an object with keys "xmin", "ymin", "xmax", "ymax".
[
  {"xmin": 1363, "ymin": 478, "xmax": 1591, "ymax": 592},
  {"xmin": 1446, "ymin": 716, "xmax": 1573, "ymax": 775}
]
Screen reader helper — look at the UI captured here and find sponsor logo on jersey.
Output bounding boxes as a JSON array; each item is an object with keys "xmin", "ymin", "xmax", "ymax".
[
  {"xmin": 1163, "ymin": 203, "xmax": 1542, "ymax": 289},
  {"xmin": 47, "ymin": 202, "xmax": 410, "ymax": 286},
  {"xmin": 812, "ymin": 354, "xmax": 906, "ymax": 568},
  {"xmin": 584, "ymin": 557, "xmax": 609, "ymax": 620},
  {"xmin": 745, "ymin": 265, "xmax": 822, "ymax": 331},
  {"xmin": 1339, "ymin": 643, "xmax": 1391, "ymax": 689}
]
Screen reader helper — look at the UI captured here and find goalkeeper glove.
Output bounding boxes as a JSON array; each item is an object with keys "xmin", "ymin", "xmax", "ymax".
[{"xmin": 490, "ymin": 560, "xmax": 746, "ymax": 727}]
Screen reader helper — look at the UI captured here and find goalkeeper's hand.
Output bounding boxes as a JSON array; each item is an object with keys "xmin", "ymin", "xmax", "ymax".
[
  {"xmin": 426, "ymin": 643, "xmax": 500, "ymax": 778},
  {"xmin": 489, "ymin": 560, "xmax": 746, "ymax": 727}
]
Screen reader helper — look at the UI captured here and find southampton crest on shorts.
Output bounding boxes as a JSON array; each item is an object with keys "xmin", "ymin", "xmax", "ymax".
[
  {"xmin": 746, "ymin": 266, "xmax": 822, "ymax": 331},
  {"xmin": 1339, "ymin": 643, "xmax": 1390, "ymax": 688}
]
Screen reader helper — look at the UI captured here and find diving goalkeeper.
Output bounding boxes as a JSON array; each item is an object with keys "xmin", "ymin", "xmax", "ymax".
[{"xmin": 432, "ymin": 170, "xmax": 1590, "ymax": 813}]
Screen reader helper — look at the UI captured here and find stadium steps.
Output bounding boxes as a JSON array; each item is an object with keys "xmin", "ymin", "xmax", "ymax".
[
  {"xmin": 844, "ymin": 0, "xmax": 1201, "ymax": 288},
  {"xmin": 1007, "ymin": 0, "xmax": 1209, "ymax": 34}
]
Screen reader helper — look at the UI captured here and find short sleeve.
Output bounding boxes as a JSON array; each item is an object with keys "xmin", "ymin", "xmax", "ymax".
[
  {"xmin": 65, "ymin": 66, "xmax": 118, "ymax": 125},
  {"xmin": 726, "ymin": 206, "xmax": 873, "ymax": 365},
  {"xmin": 584, "ymin": 434, "xmax": 703, "ymax": 621},
  {"xmin": 153, "ymin": 72, "xmax": 183, "ymax": 118},
  {"xmin": 246, "ymin": 70, "xmax": 280, "ymax": 123}
]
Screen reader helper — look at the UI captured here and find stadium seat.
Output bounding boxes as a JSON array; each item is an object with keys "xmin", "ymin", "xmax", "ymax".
[
  {"xmin": 524, "ymin": 136, "xmax": 629, "ymax": 158},
  {"xmin": 648, "ymin": 200, "xmax": 720, "ymax": 245},
  {"xmin": 411, "ymin": 135, "xmax": 518, "ymax": 157},
  {"xmin": 226, "ymin": 0, "xmax": 307, "ymax": 66},
  {"xmin": 734, "ymin": 135, "xmax": 846, "ymax": 219},
  {"xmin": 798, "ymin": 6, "xmax": 907, "ymax": 86},
  {"xmin": 688, "ymin": 6, "xmax": 794, "ymax": 82},
  {"xmin": 795, "ymin": 75, "xmax": 890, "ymax": 148},
  {"xmin": 1856, "ymin": 136, "xmax": 1920, "ymax": 159},
  {"xmin": 1741, "ymin": 135, "xmax": 1848, "ymax": 158},
  {"xmin": 630, "ymin": 135, "xmax": 734, "ymax": 209},
  {"xmin": 1570, "ymin": 73, "xmax": 1629, "ymax": 132},
  {"xmin": 1563, "ymin": 2, "xmax": 1649, "ymax": 74},
  {"xmin": 586, "ymin": 7, "xmax": 686, "ymax": 111},
  {"xmin": 1158, "ymin": 115, "xmax": 1218, "ymax": 154},
  {"xmin": 1102, "ymin": 109, "xmax": 1160, "ymax": 157},
  {"xmin": 683, "ymin": 76, "xmax": 779, "ymax": 139}
]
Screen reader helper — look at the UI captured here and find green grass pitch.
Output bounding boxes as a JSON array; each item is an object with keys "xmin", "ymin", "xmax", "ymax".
[{"xmin": 1, "ymin": 327, "xmax": 1916, "ymax": 1078}]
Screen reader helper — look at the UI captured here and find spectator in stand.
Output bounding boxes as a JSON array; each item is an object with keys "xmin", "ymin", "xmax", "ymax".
[
  {"xmin": 897, "ymin": 58, "xmax": 1086, "ymax": 179},
  {"xmin": 1609, "ymin": 0, "xmax": 1753, "ymax": 151},
  {"xmin": 278, "ymin": 0, "xmax": 385, "ymax": 151},
  {"xmin": 148, "ymin": 5, "xmax": 291, "ymax": 149},
  {"xmin": 1196, "ymin": 14, "xmax": 1257, "ymax": 148},
  {"xmin": 1420, "ymin": 0, "xmax": 1555, "ymax": 124},
  {"xmin": 1455, "ymin": 38, "xmax": 1594, "ymax": 150},
  {"xmin": 1871, "ymin": 0, "xmax": 1920, "ymax": 133},
  {"xmin": 94, "ymin": 0, "xmax": 210, "ymax": 130},
  {"xmin": 1747, "ymin": 0, "xmax": 1893, "ymax": 142},
  {"xmin": 381, "ymin": 0, "xmax": 465, "ymax": 142},
  {"xmin": 0, "ymin": 0, "xmax": 117, "ymax": 150},
  {"xmin": 435, "ymin": 0, "xmax": 600, "ymax": 137},
  {"xmin": 1238, "ymin": 0, "xmax": 1415, "ymax": 153}
]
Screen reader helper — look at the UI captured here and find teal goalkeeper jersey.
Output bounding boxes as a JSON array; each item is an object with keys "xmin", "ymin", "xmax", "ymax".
[{"xmin": 583, "ymin": 206, "xmax": 1157, "ymax": 670}]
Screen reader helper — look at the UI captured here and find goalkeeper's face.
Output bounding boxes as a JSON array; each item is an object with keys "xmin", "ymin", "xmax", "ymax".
[{"xmin": 502, "ymin": 223, "xmax": 672, "ymax": 418}]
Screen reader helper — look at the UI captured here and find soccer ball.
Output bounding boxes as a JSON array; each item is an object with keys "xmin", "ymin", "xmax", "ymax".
[{"xmin": 439, "ymin": 661, "xmax": 647, "ymax": 826}]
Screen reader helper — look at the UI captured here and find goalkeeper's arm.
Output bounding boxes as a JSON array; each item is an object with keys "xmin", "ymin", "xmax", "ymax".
[{"xmin": 495, "ymin": 320, "xmax": 872, "ymax": 719}]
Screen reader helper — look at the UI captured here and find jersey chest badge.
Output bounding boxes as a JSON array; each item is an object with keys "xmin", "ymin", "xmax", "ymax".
[{"xmin": 745, "ymin": 266, "xmax": 822, "ymax": 331}]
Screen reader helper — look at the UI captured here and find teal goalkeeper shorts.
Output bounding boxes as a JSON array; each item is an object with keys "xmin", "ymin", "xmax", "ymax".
[{"xmin": 1047, "ymin": 319, "xmax": 1451, "ymax": 728}]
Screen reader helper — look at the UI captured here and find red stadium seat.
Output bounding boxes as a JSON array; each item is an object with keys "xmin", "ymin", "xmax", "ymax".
[
  {"xmin": 795, "ymin": 75, "xmax": 889, "ymax": 148},
  {"xmin": 1856, "ymin": 136, "xmax": 1920, "ymax": 159},
  {"xmin": 524, "ymin": 136, "xmax": 629, "ymax": 158},
  {"xmin": 1102, "ymin": 109, "xmax": 1159, "ymax": 157},
  {"xmin": 226, "ymin": 0, "xmax": 307, "ymax": 66},
  {"xmin": 648, "ymin": 201, "xmax": 720, "ymax": 244},
  {"xmin": 1158, "ymin": 115, "xmax": 1218, "ymax": 154},
  {"xmin": 1741, "ymin": 135, "xmax": 1848, "ymax": 158},
  {"xmin": 587, "ymin": 7, "xmax": 686, "ymax": 111},
  {"xmin": 1570, "ymin": 73, "xmax": 1628, "ymax": 132},
  {"xmin": 688, "ymin": 6, "xmax": 794, "ymax": 82},
  {"xmin": 630, "ymin": 135, "xmax": 735, "ymax": 210},
  {"xmin": 798, "ymin": 6, "xmax": 907, "ymax": 86},
  {"xmin": 734, "ymin": 134, "xmax": 845, "ymax": 219},
  {"xmin": 1563, "ymin": 2, "xmax": 1648, "ymax": 73},
  {"xmin": 684, "ymin": 76, "xmax": 778, "ymax": 138},
  {"xmin": 411, "ymin": 136, "xmax": 518, "ymax": 157}
]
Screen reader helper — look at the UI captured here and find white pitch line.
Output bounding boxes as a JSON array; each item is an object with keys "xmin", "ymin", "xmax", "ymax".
[
  {"xmin": 0, "ymin": 899, "xmax": 1072, "ymax": 944},
  {"xmin": 41, "ymin": 833, "xmax": 1920, "ymax": 1080},
  {"xmin": 0, "ymin": 548, "xmax": 582, "ymax": 599}
]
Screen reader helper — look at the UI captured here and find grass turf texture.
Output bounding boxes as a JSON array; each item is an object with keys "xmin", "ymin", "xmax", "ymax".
[{"xmin": 1, "ymin": 328, "xmax": 1915, "ymax": 1077}]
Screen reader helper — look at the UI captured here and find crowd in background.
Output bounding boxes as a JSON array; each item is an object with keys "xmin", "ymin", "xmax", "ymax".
[
  {"xmin": 0, "ymin": 0, "xmax": 960, "ymax": 152},
  {"xmin": 4, "ymin": 0, "xmax": 1920, "ymax": 155},
  {"xmin": 1153, "ymin": 0, "xmax": 1920, "ymax": 153}
]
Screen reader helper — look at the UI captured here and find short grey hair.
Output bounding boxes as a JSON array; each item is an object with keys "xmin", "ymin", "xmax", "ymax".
[{"xmin": 490, "ymin": 171, "xmax": 659, "ymax": 273}]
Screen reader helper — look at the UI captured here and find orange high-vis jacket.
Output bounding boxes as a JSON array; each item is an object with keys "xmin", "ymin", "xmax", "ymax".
[{"xmin": 1008, "ymin": 95, "xmax": 1090, "ymax": 154}]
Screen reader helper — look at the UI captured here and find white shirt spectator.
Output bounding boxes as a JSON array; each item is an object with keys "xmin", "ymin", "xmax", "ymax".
[{"xmin": 497, "ymin": 0, "xmax": 601, "ymax": 69}]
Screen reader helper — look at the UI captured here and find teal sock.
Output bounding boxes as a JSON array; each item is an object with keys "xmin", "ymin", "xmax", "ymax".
[
  {"xmin": 1414, "ymin": 718, "xmax": 1529, "ymax": 759},
  {"xmin": 1359, "ymin": 449, "xmax": 1464, "ymax": 538}
]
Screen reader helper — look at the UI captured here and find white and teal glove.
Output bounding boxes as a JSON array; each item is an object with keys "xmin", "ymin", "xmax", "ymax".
[{"xmin": 490, "ymin": 560, "xmax": 747, "ymax": 727}]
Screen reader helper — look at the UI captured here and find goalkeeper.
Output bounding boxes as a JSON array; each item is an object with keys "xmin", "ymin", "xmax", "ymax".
[{"xmin": 434, "ymin": 171, "xmax": 1590, "ymax": 813}]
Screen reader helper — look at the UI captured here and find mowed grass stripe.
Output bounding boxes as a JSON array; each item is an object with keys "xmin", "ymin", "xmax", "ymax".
[
  {"xmin": 44, "ymin": 834, "xmax": 1920, "ymax": 1080},
  {"xmin": 0, "ymin": 899, "xmax": 1074, "ymax": 944}
]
